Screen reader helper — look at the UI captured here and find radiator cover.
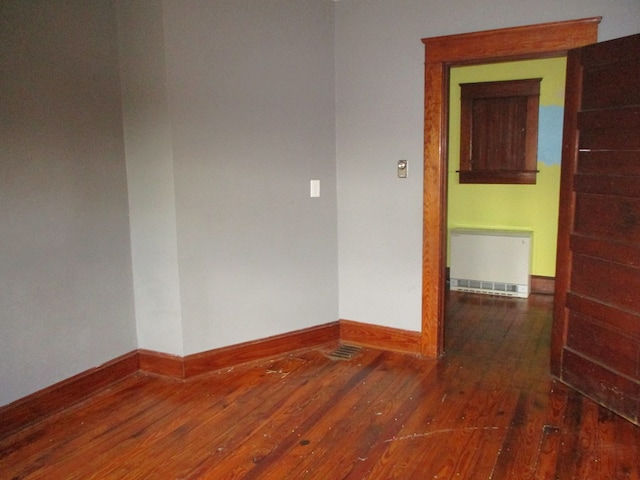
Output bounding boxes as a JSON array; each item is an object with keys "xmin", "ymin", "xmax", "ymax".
[{"xmin": 449, "ymin": 228, "xmax": 532, "ymax": 298}]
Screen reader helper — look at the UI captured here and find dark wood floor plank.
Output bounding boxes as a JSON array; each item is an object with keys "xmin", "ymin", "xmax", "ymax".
[
  {"xmin": 404, "ymin": 386, "xmax": 518, "ymax": 479},
  {"xmin": 493, "ymin": 390, "xmax": 558, "ymax": 479},
  {"xmin": 553, "ymin": 388, "xmax": 585, "ymax": 480},
  {"xmin": 87, "ymin": 352, "xmax": 337, "ymax": 479},
  {"xmin": 339, "ymin": 358, "xmax": 459, "ymax": 479},
  {"xmin": 3, "ymin": 292, "xmax": 640, "ymax": 479},
  {"xmin": 30, "ymin": 375, "xmax": 214, "ymax": 479},
  {"xmin": 610, "ymin": 407, "xmax": 640, "ymax": 479},
  {"xmin": 188, "ymin": 349, "xmax": 391, "ymax": 479},
  {"xmin": 0, "ymin": 374, "xmax": 171, "ymax": 478},
  {"xmin": 281, "ymin": 354, "xmax": 430, "ymax": 480},
  {"xmin": 358, "ymin": 338, "xmax": 516, "ymax": 478},
  {"xmin": 244, "ymin": 351, "xmax": 424, "ymax": 480},
  {"xmin": 574, "ymin": 398, "xmax": 602, "ymax": 479},
  {"xmin": 532, "ymin": 382, "xmax": 571, "ymax": 479}
]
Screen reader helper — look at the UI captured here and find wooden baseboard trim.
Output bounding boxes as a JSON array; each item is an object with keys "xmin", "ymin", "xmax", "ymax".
[
  {"xmin": 139, "ymin": 320, "xmax": 421, "ymax": 378},
  {"xmin": 138, "ymin": 349, "xmax": 185, "ymax": 379},
  {"xmin": 339, "ymin": 319, "xmax": 421, "ymax": 354},
  {"xmin": 531, "ymin": 275, "xmax": 555, "ymax": 295},
  {"xmin": 0, "ymin": 351, "xmax": 139, "ymax": 440},
  {"xmin": 1, "ymin": 320, "xmax": 420, "ymax": 436},
  {"xmin": 184, "ymin": 322, "xmax": 341, "ymax": 378}
]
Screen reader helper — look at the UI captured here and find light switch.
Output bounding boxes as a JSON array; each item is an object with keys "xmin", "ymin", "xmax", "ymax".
[
  {"xmin": 397, "ymin": 160, "xmax": 408, "ymax": 178},
  {"xmin": 310, "ymin": 179, "xmax": 320, "ymax": 197}
]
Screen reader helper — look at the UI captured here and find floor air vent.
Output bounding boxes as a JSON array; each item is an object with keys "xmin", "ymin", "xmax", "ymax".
[{"xmin": 327, "ymin": 345, "xmax": 361, "ymax": 361}]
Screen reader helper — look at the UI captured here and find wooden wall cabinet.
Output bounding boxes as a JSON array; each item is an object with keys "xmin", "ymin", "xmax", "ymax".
[{"xmin": 459, "ymin": 78, "xmax": 541, "ymax": 184}]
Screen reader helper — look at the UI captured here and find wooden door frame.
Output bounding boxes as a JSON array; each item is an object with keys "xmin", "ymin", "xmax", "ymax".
[{"xmin": 420, "ymin": 18, "xmax": 601, "ymax": 358}]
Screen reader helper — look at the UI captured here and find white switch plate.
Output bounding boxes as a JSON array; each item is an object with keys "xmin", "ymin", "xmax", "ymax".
[{"xmin": 310, "ymin": 179, "xmax": 320, "ymax": 197}]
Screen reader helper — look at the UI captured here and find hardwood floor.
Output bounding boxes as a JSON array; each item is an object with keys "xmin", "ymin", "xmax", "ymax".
[{"xmin": 2, "ymin": 292, "xmax": 640, "ymax": 479}]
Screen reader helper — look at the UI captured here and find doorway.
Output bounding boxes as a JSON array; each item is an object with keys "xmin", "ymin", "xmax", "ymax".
[
  {"xmin": 446, "ymin": 57, "xmax": 566, "ymax": 297},
  {"xmin": 420, "ymin": 18, "xmax": 601, "ymax": 358}
]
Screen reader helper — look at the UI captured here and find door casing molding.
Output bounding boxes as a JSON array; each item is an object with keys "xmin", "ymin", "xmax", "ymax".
[{"xmin": 420, "ymin": 18, "xmax": 601, "ymax": 357}]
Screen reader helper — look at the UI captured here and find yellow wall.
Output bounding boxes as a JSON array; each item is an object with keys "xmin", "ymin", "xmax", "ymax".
[{"xmin": 448, "ymin": 57, "xmax": 566, "ymax": 277}]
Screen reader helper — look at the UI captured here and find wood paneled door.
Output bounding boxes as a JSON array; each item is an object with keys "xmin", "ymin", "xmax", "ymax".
[{"xmin": 552, "ymin": 33, "xmax": 640, "ymax": 425}]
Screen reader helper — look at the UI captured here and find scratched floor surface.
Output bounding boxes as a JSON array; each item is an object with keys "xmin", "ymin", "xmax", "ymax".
[{"xmin": 2, "ymin": 292, "xmax": 640, "ymax": 479}]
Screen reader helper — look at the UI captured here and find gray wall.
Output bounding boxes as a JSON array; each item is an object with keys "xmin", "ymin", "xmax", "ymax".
[
  {"xmin": 165, "ymin": 0, "xmax": 338, "ymax": 354},
  {"xmin": 0, "ymin": 1, "xmax": 137, "ymax": 406},
  {"xmin": 118, "ymin": 0, "xmax": 338, "ymax": 356},
  {"xmin": 117, "ymin": 0, "xmax": 184, "ymax": 355},
  {"xmin": 335, "ymin": 0, "xmax": 640, "ymax": 332}
]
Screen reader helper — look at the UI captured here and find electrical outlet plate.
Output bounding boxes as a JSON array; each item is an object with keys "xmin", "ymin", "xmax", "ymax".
[{"xmin": 310, "ymin": 179, "xmax": 320, "ymax": 197}]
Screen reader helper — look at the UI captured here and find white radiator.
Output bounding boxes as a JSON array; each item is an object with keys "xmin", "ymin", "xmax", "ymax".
[{"xmin": 449, "ymin": 228, "xmax": 532, "ymax": 298}]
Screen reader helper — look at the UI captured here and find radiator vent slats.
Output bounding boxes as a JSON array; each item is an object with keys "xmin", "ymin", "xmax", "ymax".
[{"xmin": 451, "ymin": 278, "xmax": 524, "ymax": 297}]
